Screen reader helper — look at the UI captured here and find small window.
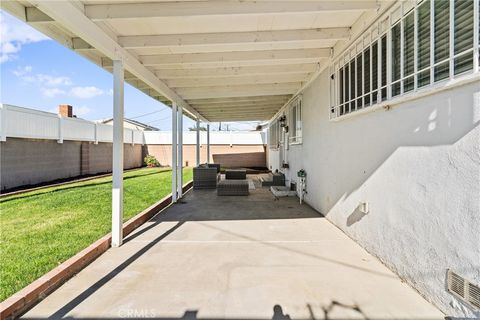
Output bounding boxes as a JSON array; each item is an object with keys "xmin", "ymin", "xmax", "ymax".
[
  {"xmin": 268, "ymin": 118, "xmax": 280, "ymax": 149},
  {"xmin": 289, "ymin": 96, "xmax": 302, "ymax": 144}
]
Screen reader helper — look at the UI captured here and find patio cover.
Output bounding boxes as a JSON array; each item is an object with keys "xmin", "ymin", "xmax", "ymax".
[{"xmin": 1, "ymin": 0, "xmax": 387, "ymax": 122}]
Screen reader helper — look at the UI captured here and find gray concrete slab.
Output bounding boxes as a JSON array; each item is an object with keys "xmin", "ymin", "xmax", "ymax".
[{"xmin": 23, "ymin": 176, "xmax": 443, "ymax": 319}]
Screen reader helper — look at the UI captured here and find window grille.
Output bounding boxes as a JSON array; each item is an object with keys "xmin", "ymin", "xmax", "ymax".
[{"xmin": 330, "ymin": 0, "xmax": 479, "ymax": 119}]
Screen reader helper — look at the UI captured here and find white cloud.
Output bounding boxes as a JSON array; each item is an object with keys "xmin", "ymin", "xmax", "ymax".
[
  {"xmin": 41, "ymin": 88, "xmax": 66, "ymax": 98},
  {"xmin": 70, "ymin": 86, "xmax": 104, "ymax": 99},
  {"xmin": 75, "ymin": 106, "xmax": 91, "ymax": 116},
  {"xmin": 0, "ymin": 11, "xmax": 50, "ymax": 63},
  {"xmin": 11, "ymin": 65, "xmax": 103, "ymax": 101},
  {"xmin": 36, "ymin": 74, "xmax": 72, "ymax": 86},
  {"xmin": 12, "ymin": 65, "xmax": 72, "ymax": 86},
  {"xmin": 12, "ymin": 65, "xmax": 32, "ymax": 77}
]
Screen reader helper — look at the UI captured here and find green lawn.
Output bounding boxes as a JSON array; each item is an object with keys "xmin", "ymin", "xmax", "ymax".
[{"xmin": 0, "ymin": 167, "xmax": 192, "ymax": 301}]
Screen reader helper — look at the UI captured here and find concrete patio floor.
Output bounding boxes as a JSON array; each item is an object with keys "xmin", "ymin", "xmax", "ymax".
[{"xmin": 23, "ymin": 176, "xmax": 444, "ymax": 319}]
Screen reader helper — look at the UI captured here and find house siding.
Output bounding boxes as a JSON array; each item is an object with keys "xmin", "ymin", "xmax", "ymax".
[{"xmin": 269, "ymin": 70, "xmax": 480, "ymax": 317}]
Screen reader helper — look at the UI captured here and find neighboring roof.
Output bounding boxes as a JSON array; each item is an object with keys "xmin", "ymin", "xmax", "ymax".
[{"xmin": 101, "ymin": 118, "xmax": 160, "ymax": 131}]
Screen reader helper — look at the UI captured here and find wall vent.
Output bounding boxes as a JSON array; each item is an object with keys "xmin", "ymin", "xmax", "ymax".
[{"xmin": 447, "ymin": 269, "xmax": 480, "ymax": 309}]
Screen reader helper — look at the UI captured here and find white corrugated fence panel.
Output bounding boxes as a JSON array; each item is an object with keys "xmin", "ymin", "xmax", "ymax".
[
  {"xmin": 96, "ymin": 123, "xmax": 114, "ymax": 142},
  {"xmin": 4, "ymin": 105, "xmax": 59, "ymax": 140},
  {"xmin": 63, "ymin": 117, "xmax": 96, "ymax": 141}
]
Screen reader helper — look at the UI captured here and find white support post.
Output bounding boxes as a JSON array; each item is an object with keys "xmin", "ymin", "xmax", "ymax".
[
  {"xmin": 172, "ymin": 102, "xmax": 178, "ymax": 203},
  {"xmin": 206, "ymin": 124, "xmax": 211, "ymax": 164},
  {"xmin": 177, "ymin": 105, "xmax": 183, "ymax": 199},
  {"xmin": 196, "ymin": 119, "xmax": 200, "ymax": 166},
  {"xmin": 112, "ymin": 60, "xmax": 124, "ymax": 248}
]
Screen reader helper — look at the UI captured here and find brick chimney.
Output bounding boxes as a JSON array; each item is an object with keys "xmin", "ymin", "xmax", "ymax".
[{"xmin": 58, "ymin": 104, "xmax": 73, "ymax": 117}]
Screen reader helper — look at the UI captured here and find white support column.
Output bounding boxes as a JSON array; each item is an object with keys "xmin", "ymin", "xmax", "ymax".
[
  {"xmin": 177, "ymin": 105, "xmax": 183, "ymax": 198},
  {"xmin": 112, "ymin": 60, "xmax": 124, "ymax": 248},
  {"xmin": 206, "ymin": 124, "xmax": 211, "ymax": 164},
  {"xmin": 172, "ymin": 102, "xmax": 178, "ymax": 203},
  {"xmin": 196, "ymin": 119, "xmax": 200, "ymax": 166}
]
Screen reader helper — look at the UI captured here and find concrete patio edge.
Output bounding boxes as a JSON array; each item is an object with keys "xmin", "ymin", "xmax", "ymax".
[{"xmin": 0, "ymin": 180, "xmax": 193, "ymax": 320}]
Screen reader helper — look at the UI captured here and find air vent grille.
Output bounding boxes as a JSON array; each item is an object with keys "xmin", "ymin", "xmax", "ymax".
[
  {"xmin": 469, "ymin": 282, "xmax": 480, "ymax": 309},
  {"xmin": 447, "ymin": 269, "xmax": 480, "ymax": 310},
  {"xmin": 449, "ymin": 271, "xmax": 465, "ymax": 297}
]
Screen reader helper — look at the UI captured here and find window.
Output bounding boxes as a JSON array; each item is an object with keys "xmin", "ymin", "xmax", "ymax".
[
  {"xmin": 268, "ymin": 118, "xmax": 280, "ymax": 149},
  {"xmin": 330, "ymin": 0, "xmax": 479, "ymax": 119},
  {"xmin": 289, "ymin": 96, "xmax": 302, "ymax": 144}
]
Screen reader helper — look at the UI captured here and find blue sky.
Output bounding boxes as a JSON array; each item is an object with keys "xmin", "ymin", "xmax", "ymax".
[{"xmin": 0, "ymin": 10, "xmax": 256, "ymax": 131}]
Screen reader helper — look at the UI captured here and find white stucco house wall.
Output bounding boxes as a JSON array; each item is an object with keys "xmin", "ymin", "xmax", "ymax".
[{"xmin": 267, "ymin": 2, "xmax": 480, "ymax": 316}]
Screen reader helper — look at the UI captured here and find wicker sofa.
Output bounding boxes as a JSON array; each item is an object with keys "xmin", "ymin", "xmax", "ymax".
[
  {"xmin": 217, "ymin": 180, "xmax": 249, "ymax": 196},
  {"xmin": 193, "ymin": 164, "xmax": 221, "ymax": 189}
]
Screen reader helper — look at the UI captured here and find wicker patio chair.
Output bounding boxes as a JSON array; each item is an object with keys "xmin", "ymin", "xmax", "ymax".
[{"xmin": 193, "ymin": 166, "xmax": 219, "ymax": 189}]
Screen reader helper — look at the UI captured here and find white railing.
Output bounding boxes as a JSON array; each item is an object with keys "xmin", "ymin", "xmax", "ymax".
[
  {"xmin": 0, "ymin": 104, "xmax": 266, "ymax": 145},
  {"xmin": 0, "ymin": 104, "xmax": 144, "ymax": 145}
]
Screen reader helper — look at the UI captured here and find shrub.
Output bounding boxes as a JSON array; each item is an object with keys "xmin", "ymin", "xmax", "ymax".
[{"xmin": 144, "ymin": 154, "xmax": 160, "ymax": 167}]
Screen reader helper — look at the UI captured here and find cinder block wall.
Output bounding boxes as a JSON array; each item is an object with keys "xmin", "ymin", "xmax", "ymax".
[
  {"xmin": 1, "ymin": 138, "xmax": 143, "ymax": 191},
  {"xmin": 144, "ymin": 144, "xmax": 266, "ymax": 168}
]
